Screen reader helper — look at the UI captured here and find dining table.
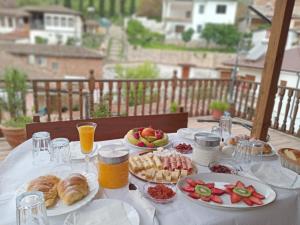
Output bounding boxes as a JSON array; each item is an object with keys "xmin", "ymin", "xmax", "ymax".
[{"xmin": 1, "ymin": 133, "xmax": 300, "ymax": 225}]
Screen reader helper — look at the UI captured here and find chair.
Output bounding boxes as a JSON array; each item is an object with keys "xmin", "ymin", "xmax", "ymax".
[{"xmin": 26, "ymin": 113, "xmax": 189, "ymax": 141}]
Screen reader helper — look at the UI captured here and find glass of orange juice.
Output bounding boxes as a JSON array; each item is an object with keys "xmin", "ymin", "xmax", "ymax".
[{"xmin": 77, "ymin": 122, "xmax": 97, "ymax": 173}]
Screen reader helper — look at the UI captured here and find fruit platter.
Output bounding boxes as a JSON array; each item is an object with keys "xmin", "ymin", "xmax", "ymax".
[
  {"xmin": 129, "ymin": 152, "xmax": 197, "ymax": 184},
  {"xmin": 125, "ymin": 127, "xmax": 169, "ymax": 149},
  {"xmin": 177, "ymin": 173, "xmax": 276, "ymax": 209}
]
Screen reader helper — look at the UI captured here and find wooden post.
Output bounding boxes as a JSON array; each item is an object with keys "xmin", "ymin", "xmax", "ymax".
[
  {"xmin": 251, "ymin": 0, "xmax": 295, "ymax": 140},
  {"xmin": 88, "ymin": 70, "xmax": 95, "ymax": 115}
]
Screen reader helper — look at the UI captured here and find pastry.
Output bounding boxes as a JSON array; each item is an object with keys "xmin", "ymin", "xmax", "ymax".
[
  {"xmin": 57, "ymin": 173, "xmax": 89, "ymax": 205},
  {"xmin": 263, "ymin": 143, "xmax": 272, "ymax": 154},
  {"xmin": 27, "ymin": 175, "xmax": 60, "ymax": 208}
]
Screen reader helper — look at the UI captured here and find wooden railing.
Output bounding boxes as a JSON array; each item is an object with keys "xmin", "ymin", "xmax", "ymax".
[{"xmin": 0, "ymin": 77, "xmax": 299, "ymax": 137}]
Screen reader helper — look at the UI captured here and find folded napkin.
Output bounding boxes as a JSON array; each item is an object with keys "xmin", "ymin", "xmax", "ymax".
[{"xmin": 252, "ymin": 163, "xmax": 298, "ymax": 188}]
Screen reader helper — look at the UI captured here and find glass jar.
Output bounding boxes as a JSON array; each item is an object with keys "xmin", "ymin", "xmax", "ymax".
[{"xmin": 98, "ymin": 144, "xmax": 129, "ymax": 189}]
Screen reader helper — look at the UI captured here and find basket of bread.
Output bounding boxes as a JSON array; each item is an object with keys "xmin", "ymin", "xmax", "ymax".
[{"xmin": 278, "ymin": 148, "xmax": 300, "ymax": 174}]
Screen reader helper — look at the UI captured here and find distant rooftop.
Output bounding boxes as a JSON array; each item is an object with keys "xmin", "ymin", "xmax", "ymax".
[
  {"xmin": 0, "ymin": 43, "xmax": 103, "ymax": 59},
  {"xmin": 0, "ymin": 8, "xmax": 30, "ymax": 17},
  {"xmin": 0, "ymin": 0, "xmax": 16, "ymax": 8},
  {"xmin": 22, "ymin": 5, "xmax": 81, "ymax": 16}
]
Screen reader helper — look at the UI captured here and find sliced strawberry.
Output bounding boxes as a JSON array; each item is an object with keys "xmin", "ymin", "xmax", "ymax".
[
  {"xmin": 200, "ymin": 195, "xmax": 211, "ymax": 202},
  {"xmin": 252, "ymin": 191, "xmax": 265, "ymax": 200},
  {"xmin": 188, "ymin": 192, "xmax": 200, "ymax": 199},
  {"xmin": 186, "ymin": 179, "xmax": 197, "ymax": 187},
  {"xmin": 204, "ymin": 183, "xmax": 215, "ymax": 189},
  {"xmin": 246, "ymin": 185, "xmax": 255, "ymax": 194},
  {"xmin": 194, "ymin": 179, "xmax": 205, "ymax": 185},
  {"xmin": 210, "ymin": 195, "xmax": 223, "ymax": 204},
  {"xmin": 182, "ymin": 185, "xmax": 195, "ymax": 193},
  {"xmin": 211, "ymin": 188, "xmax": 225, "ymax": 196},
  {"xmin": 225, "ymin": 188, "xmax": 233, "ymax": 194},
  {"xmin": 224, "ymin": 184, "xmax": 235, "ymax": 189},
  {"xmin": 236, "ymin": 181, "xmax": 245, "ymax": 188},
  {"xmin": 242, "ymin": 198, "xmax": 254, "ymax": 206},
  {"xmin": 230, "ymin": 192, "xmax": 242, "ymax": 203},
  {"xmin": 249, "ymin": 196, "xmax": 263, "ymax": 205}
]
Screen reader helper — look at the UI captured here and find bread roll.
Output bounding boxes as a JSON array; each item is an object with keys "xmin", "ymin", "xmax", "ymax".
[
  {"xmin": 27, "ymin": 175, "xmax": 60, "ymax": 208},
  {"xmin": 57, "ymin": 173, "xmax": 89, "ymax": 205}
]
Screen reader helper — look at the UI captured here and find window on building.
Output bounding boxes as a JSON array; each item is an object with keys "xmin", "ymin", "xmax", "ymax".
[
  {"xmin": 45, "ymin": 16, "xmax": 51, "ymax": 26},
  {"xmin": 54, "ymin": 16, "xmax": 59, "ymax": 26},
  {"xmin": 175, "ymin": 25, "xmax": 184, "ymax": 33},
  {"xmin": 8, "ymin": 17, "xmax": 13, "ymax": 27},
  {"xmin": 199, "ymin": 5, "xmax": 205, "ymax": 14},
  {"xmin": 186, "ymin": 11, "xmax": 191, "ymax": 18},
  {"xmin": 0, "ymin": 17, "xmax": 4, "ymax": 27},
  {"xmin": 52, "ymin": 62, "xmax": 59, "ymax": 70},
  {"xmin": 36, "ymin": 56, "xmax": 47, "ymax": 66},
  {"xmin": 197, "ymin": 25, "xmax": 202, "ymax": 33},
  {"xmin": 68, "ymin": 17, "xmax": 74, "ymax": 27},
  {"xmin": 28, "ymin": 55, "xmax": 35, "ymax": 64},
  {"xmin": 216, "ymin": 5, "xmax": 227, "ymax": 14},
  {"xmin": 61, "ymin": 17, "xmax": 66, "ymax": 27}
]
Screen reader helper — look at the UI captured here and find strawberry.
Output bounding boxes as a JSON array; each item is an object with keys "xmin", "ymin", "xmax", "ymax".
[
  {"xmin": 204, "ymin": 183, "xmax": 215, "ymax": 189},
  {"xmin": 230, "ymin": 192, "xmax": 242, "ymax": 203},
  {"xmin": 225, "ymin": 188, "xmax": 233, "ymax": 194},
  {"xmin": 186, "ymin": 179, "xmax": 197, "ymax": 187},
  {"xmin": 236, "ymin": 181, "xmax": 245, "ymax": 188},
  {"xmin": 194, "ymin": 179, "xmax": 205, "ymax": 185},
  {"xmin": 242, "ymin": 198, "xmax": 254, "ymax": 206},
  {"xmin": 252, "ymin": 191, "xmax": 265, "ymax": 200},
  {"xmin": 200, "ymin": 196, "xmax": 211, "ymax": 202},
  {"xmin": 211, "ymin": 188, "xmax": 225, "ymax": 196},
  {"xmin": 188, "ymin": 192, "xmax": 200, "ymax": 199},
  {"xmin": 224, "ymin": 184, "xmax": 235, "ymax": 189},
  {"xmin": 249, "ymin": 196, "xmax": 263, "ymax": 205},
  {"xmin": 137, "ymin": 141, "xmax": 146, "ymax": 147},
  {"xmin": 246, "ymin": 185, "xmax": 255, "ymax": 194},
  {"xmin": 182, "ymin": 185, "xmax": 195, "ymax": 193},
  {"xmin": 133, "ymin": 132, "xmax": 140, "ymax": 139},
  {"xmin": 210, "ymin": 195, "xmax": 223, "ymax": 204},
  {"xmin": 137, "ymin": 127, "xmax": 144, "ymax": 132}
]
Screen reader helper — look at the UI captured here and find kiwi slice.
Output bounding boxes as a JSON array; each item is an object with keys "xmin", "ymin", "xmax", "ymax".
[
  {"xmin": 195, "ymin": 185, "xmax": 212, "ymax": 197},
  {"xmin": 233, "ymin": 187, "xmax": 251, "ymax": 197}
]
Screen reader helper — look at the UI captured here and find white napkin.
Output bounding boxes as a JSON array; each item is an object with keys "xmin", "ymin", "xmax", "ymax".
[{"xmin": 252, "ymin": 163, "xmax": 298, "ymax": 188}]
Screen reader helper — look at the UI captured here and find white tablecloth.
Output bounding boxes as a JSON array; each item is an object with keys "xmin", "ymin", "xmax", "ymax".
[{"xmin": 1, "ymin": 135, "xmax": 300, "ymax": 225}]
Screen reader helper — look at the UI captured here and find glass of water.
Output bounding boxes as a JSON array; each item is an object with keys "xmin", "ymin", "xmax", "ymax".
[
  {"xmin": 51, "ymin": 138, "xmax": 71, "ymax": 164},
  {"xmin": 16, "ymin": 191, "xmax": 49, "ymax": 225},
  {"xmin": 32, "ymin": 132, "xmax": 51, "ymax": 165}
]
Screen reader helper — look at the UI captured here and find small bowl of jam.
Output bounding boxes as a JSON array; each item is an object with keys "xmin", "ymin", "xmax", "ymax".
[{"xmin": 208, "ymin": 159, "xmax": 241, "ymax": 175}]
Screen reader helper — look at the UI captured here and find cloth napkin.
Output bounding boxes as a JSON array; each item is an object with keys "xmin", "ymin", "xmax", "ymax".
[{"xmin": 252, "ymin": 163, "xmax": 298, "ymax": 188}]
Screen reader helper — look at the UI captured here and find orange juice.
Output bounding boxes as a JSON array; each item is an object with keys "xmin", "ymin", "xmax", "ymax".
[{"xmin": 78, "ymin": 125, "xmax": 95, "ymax": 154}]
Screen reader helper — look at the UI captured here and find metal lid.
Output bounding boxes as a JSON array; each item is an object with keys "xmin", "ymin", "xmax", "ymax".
[
  {"xmin": 194, "ymin": 132, "xmax": 220, "ymax": 147},
  {"xmin": 98, "ymin": 144, "xmax": 129, "ymax": 164}
]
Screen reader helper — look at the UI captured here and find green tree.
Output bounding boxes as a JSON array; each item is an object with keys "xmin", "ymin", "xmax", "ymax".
[
  {"xmin": 130, "ymin": 0, "xmax": 136, "ymax": 15},
  {"xmin": 120, "ymin": 0, "xmax": 126, "ymax": 16},
  {"xmin": 89, "ymin": 0, "xmax": 94, "ymax": 7},
  {"xmin": 79, "ymin": 0, "xmax": 84, "ymax": 11},
  {"xmin": 181, "ymin": 28, "xmax": 194, "ymax": 44},
  {"xmin": 64, "ymin": 0, "xmax": 71, "ymax": 8},
  {"xmin": 99, "ymin": 0, "xmax": 105, "ymax": 17},
  {"xmin": 201, "ymin": 24, "xmax": 215, "ymax": 47},
  {"xmin": 110, "ymin": 0, "xmax": 116, "ymax": 17}
]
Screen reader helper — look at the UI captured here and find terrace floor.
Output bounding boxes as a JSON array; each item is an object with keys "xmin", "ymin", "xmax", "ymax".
[{"xmin": 0, "ymin": 117, "xmax": 300, "ymax": 161}]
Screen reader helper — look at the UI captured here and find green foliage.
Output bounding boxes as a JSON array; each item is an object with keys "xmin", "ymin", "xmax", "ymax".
[
  {"xmin": 109, "ymin": 0, "xmax": 115, "ymax": 17},
  {"xmin": 209, "ymin": 100, "xmax": 229, "ymax": 112},
  {"xmin": 92, "ymin": 103, "xmax": 110, "ymax": 118},
  {"xmin": 120, "ymin": 0, "xmax": 126, "ymax": 15},
  {"xmin": 202, "ymin": 24, "xmax": 241, "ymax": 49},
  {"xmin": 181, "ymin": 28, "xmax": 194, "ymax": 43},
  {"xmin": 99, "ymin": 0, "xmax": 105, "ymax": 17},
  {"xmin": 130, "ymin": 0, "xmax": 136, "ymax": 15},
  {"xmin": 3, "ymin": 116, "xmax": 32, "ymax": 128},
  {"xmin": 126, "ymin": 19, "xmax": 164, "ymax": 46},
  {"xmin": 66, "ymin": 37, "xmax": 76, "ymax": 46},
  {"xmin": 35, "ymin": 36, "xmax": 48, "ymax": 44},
  {"xmin": 170, "ymin": 102, "xmax": 178, "ymax": 113},
  {"xmin": 64, "ymin": 0, "xmax": 71, "ymax": 8},
  {"xmin": 2, "ymin": 68, "xmax": 28, "ymax": 118},
  {"xmin": 82, "ymin": 33, "xmax": 104, "ymax": 49}
]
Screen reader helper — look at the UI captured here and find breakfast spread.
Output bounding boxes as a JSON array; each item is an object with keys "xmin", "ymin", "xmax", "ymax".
[
  {"xmin": 126, "ymin": 127, "xmax": 169, "ymax": 148},
  {"xmin": 147, "ymin": 184, "xmax": 176, "ymax": 200},
  {"xmin": 174, "ymin": 143, "xmax": 193, "ymax": 154},
  {"xmin": 129, "ymin": 152, "xmax": 195, "ymax": 183}
]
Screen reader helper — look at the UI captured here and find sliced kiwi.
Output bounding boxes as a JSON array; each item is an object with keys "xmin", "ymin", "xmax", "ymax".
[
  {"xmin": 195, "ymin": 185, "xmax": 212, "ymax": 197},
  {"xmin": 233, "ymin": 187, "xmax": 251, "ymax": 197}
]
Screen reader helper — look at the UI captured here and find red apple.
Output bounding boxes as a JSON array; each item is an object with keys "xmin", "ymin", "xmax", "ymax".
[{"xmin": 141, "ymin": 127, "xmax": 155, "ymax": 137}]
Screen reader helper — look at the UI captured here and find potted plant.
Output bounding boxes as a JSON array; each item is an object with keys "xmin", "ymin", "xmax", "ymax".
[
  {"xmin": 0, "ymin": 68, "xmax": 32, "ymax": 148},
  {"xmin": 209, "ymin": 100, "xmax": 230, "ymax": 120}
]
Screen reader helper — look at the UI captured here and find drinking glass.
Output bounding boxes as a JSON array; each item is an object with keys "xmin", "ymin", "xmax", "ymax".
[
  {"xmin": 32, "ymin": 132, "xmax": 52, "ymax": 165},
  {"xmin": 219, "ymin": 114, "xmax": 232, "ymax": 143},
  {"xmin": 51, "ymin": 138, "xmax": 71, "ymax": 164},
  {"xmin": 16, "ymin": 191, "xmax": 49, "ymax": 225},
  {"xmin": 77, "ymin": 122, "xmax": 97, "ymax": 173}
]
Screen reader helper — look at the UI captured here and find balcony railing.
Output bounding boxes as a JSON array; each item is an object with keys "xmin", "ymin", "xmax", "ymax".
[{"xmin": 0, "ymin": 77, "xmax": 299, "ymax": 137}]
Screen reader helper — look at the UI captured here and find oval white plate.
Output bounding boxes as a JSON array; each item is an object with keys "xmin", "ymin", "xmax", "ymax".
[
  {"xmin": 63, "ymin": 199, "xmax": 140, "ymax": 225},
  {"xmin": 123, "ymin": 135, "xmax": 171, "ymax": 150},
  {"xmin": 16, "ymin": 172, "xmax": 99, "ymax": 216},
  {"xmin": 177, "ymin": 173, "xmax": 276, "ymax": 210}
]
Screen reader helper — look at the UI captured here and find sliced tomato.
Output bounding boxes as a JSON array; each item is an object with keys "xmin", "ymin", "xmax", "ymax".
[
  {"xmin": 236, "ymin": 181, "xmax": 245, "ymax": 188},
  {"xmin": 252, "ymin": 191, "xmax": 265, "ymax": 200},
  {"xmin": 188, "ymin": 192, "xmax": 200, "ymax": 199},
  {"xmin": 200, "ymin": 195, "xmax": 211, "ymax": 202},
  {"xmin": 194, "ymin": 179, "xmax": 205, "ymax": 185},
  {"xmin": 182, "ymin": 185, "xmax": 195, "ymax": 193},
  {"xmin": 246, "ymin": 185, "xmax": 255, "ymax": 193},
  {"xmin": 224, "ymin": 184, "xmax": 235, "ymax": 189},
  {"xmin": 186, "ymin": 179, "xmax": 197, "ymax": 187},
  {"xmin": 211, "ymin": 188, "xmax": 225, "ymax": 196},
  {"xmin": 249, "ymin": 196, "xmax": 263, "ymax": 205},
  {"xmin": 242, "ymin": 198, "xmax": 254, "ymax": 206},
  {"xmin": 210, "ymin": 195, "xmax": 223, "ymax": 204},
  {"xmin": 204, "ymin": 183, "xmax": 215, "ymax": 189},
  {"xmin": 230, "ymin": 192, "xmax": 242, "ymax": 203}
]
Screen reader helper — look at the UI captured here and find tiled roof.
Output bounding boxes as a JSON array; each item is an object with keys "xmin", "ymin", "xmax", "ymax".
[
  {"xmin": 0, "ymin": 43, "xmax": 103, "ymax": 59},
  {"xmin": 22, "ymin": 5, "xmax": 81, "ymax": 16},
  {"xmin": 0, "ymin": 0, "xmax": 16, "ymax": 8},
  {"xmin": 0, "ymin": 8, "xmax": 30, "ymax": 17}
]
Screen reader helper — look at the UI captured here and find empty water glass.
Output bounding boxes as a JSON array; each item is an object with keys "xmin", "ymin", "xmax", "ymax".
[
  {"xmin": 16, "ymin": 191, "xmax": 49, "ymax": 225},
  {"xmin": 51, "ymin": 138, "xmax": 71, "ymax": 164},
  {"xmin": 219, "ymin": 113, "xmax": 232, "ymax": 142},
  {"xmin": 32, "ymin": 132, "xmax": 51, "ymax": 165}
]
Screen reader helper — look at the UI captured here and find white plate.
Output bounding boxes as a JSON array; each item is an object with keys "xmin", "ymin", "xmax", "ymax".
[
  {"xmin": 177, "ymin": 173, "xmax": 276, "ymax": 210},
  {"xmin": 16, "ymin": 172, "xmax": 99, "ymax": 216},
  {"xmin": 250, "ymin": 163, "xmax": 300, "ymax": 189},
  {"xmin": 177, "ymin": 128, "xmax": 204, "ymax": 140},
  {"xmin": 70, "ymin": 142, "xmax": 99, "ymax": 160},
  {"xmin": 63, "ymin": 199, "xmax": 140, "ymax": 225},
  {"xmin": 123, "ymin": 136, "xmax": 171, "ymax": 150}
]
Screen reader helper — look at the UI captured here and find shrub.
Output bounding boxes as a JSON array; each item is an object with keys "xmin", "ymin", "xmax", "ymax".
[
  {"xmin": 3, "ymin": 116, "xmax": 32, "ymax": 128},
  {"xmin": 209, "ymin": 100, "xmax": 229, "ymax": 112},
  {"xmin": 170, "ymin": 102, "xmax": 178, "ymax": 113},
  {"xmin": 92, "ymin": 103, "xmax": 110, "ymax": 118}
]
